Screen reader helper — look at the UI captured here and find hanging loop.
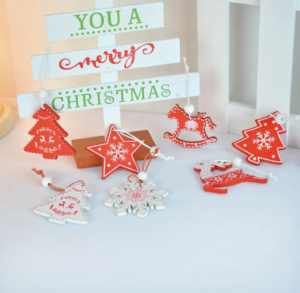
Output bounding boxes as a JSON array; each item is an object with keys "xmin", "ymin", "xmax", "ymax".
[
  {"xmin": 127, "ymin": 148, "xmax": 160, "ymax": 185},
  {"xmin": 113, "ymin": 129, "xmax": 174, "ymax": 161},
  {"xmin": 183, "ymin": 57, "xmax": 192, "ymax": 119},
  {"xmin": 38, "ymin": 41, "xmax": 55, "ymax": 109}
]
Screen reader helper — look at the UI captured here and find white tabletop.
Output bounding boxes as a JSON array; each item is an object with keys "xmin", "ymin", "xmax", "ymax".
[{"xmin": 1, "ymin": 98, "xmax": 300, "ymax": 293}]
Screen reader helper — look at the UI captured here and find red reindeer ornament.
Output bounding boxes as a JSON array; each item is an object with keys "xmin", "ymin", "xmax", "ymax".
[
  {"xmin": 194, "ymin": 160, "xmax": 268, "ymax": 194},
  {"xmin": 164, "ymin": 104, "xmax": 217, "ymax": 148}
]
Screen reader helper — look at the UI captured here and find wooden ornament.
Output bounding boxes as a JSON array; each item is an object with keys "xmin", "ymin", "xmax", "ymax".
[
  {"xmin": 24, "ymin": 104, "xmax": 76, "ymax": 160},
  {"xmin": 164, "ymin": 104, "xmax": 217, "ymax": 148},
  {"xmin": 50, "ymin": 181, "xmax": 92, "ymax": 210},
  {"xmin": 105, "ymin": 180, "xmax": 168, "ymax": 218},
  {"xmin": 72, "ymin": 130, "xmax": 155, "ymax": 169},
  {"xmin": 194, "ymin": 160, "xmax": 268, "ymax": 194},
  {"xmin": 232, "ymin": 111, "xmax": 286, "ymax": 165},
  {"xmin": 34, "ymin": 197, "xmax": 88, "ymax": 225},
  {"xmin": 85, "ymin": 124, "xmax": 145, "ymax": 179},
  {"xmin": 0, "ymin": 99, "xmax": 13, "ymax": 139},
  {"xmin": 34, "ymin": 181, "xmax": 91, "ymax": 225}
]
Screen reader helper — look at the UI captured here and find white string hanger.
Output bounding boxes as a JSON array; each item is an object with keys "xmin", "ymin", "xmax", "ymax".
[
  {"xmin": 209, "ymin": 159, "xmax": 277, "ymax": 180},
  {"xmin": 230, "ymin": 158, "xmax": 277, "ymax": 180},
  {"xmin": 38, "ymin": 41, "xmax": 55, "ymax": 110},
  {"xmin": 271, "ymin": 113, "xmax": 300, "ymax": 124},
  {"xmin": 113, "ymin": 129, "xmax": 174, "ymax": 161},
  {"xmin": 183, "ymin": 57, "xmax": 194, "ymax": 120}
]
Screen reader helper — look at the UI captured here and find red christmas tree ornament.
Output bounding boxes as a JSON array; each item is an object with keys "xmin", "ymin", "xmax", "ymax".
[
  {"xmin": 85, "ymin": 124, "xmax": 145, "ymax": 179},
  {"xmin": 194, "ymin": 159, "xmax": 269, "ymax": 194},
  {"xmin": 164, "ymin": 104, "xmax": 217, "ymax": 148},
  {"xmin": 232, "ymin": 111, "xmax": 286, "ymax": 165},
  {"xmin": 24, "ymin": 104, "xmax": 76, "ymax": 160}
]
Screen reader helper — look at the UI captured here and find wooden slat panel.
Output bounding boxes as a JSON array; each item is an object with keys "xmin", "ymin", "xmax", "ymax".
[
  {"xmin": 256, "ymin": 0, "xmax": 297, "ymax": 144},
  {"xmin": 31, "ymin": 39, "xmax": 180, "ymax": 80},
  {"xmin": 229, "ymin": 102, "xmax": 256, "ymax": 135},
  {"xmin": 46, "ymin": 2, "xmax": 164, "ymax": 41},
  {"xmin": 17, "ymin": 73, "xmax": 200, "ymax": 118},
  {"xmin": 231, "ymin": 0, "xmax": 300, "ymax": 11},
  {"xmin": 197, "ymin": 0, "xmax": 230, "ymax": 133},
  {"xmin": 230, "ymin": 0, "xmax": 260, "ymax": 5}
]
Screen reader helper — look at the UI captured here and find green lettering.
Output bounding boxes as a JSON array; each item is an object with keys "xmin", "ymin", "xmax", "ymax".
[
  {"xmin": 148, "ymin": 86, "xmax": 159, "ymax": 99},
  {"xmin": 104, "ymin": 91, "xmax": 114, "ymax": 104},
  {"xmin": 117, "ymin": 89, "xmax": 128, "ymax": 103},
  {"xmin": 107, "ymin": 10, "xmax": 121, "ymax": 27},
  {"xmin": 90, "ymin": 12, "xmax": 104, "ymax": 29},
  {"xmin": 96, "ymin": 92, "xmax": 102, "ymax": 105},
  {"xmin": 67, "ymin": 95, "xmax": 80, "ymax": 109},
  {"xmin": 161, "ymin": 84, "xmax": 171, "ymax": 97},
  {"xmin": 82, "ymin": 94, "xmax": 94, "ymax": 107},
  {"xmin": 52, "ymin": 97, "xmax": 64, "ymax": 111},
  {"xmin": 130, "ymin": 87, "xmax": 145, "ymax": 101},
  {"xmin": 128, "ymin": 8, "xmax": 142, "ymax": 25},
  {"xmin": 74, "ymin": 14, "xmax": 88, "ymax": 30}
]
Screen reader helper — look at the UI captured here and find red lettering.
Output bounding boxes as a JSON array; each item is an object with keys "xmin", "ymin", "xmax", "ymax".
[{"xmin": 58, "ymin": 43, "xmax": 155, "ymax": 71}]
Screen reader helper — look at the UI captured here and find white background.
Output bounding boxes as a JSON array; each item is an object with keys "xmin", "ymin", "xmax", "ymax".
[{"xmin": 1, "ymin": 98, "xmax": 300, "ymax": 293}]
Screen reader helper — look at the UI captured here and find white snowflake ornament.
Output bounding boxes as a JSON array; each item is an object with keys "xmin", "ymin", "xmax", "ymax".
[{"xmin": 105, "ymin": 180, "xmax": 169, "ymax": 218}]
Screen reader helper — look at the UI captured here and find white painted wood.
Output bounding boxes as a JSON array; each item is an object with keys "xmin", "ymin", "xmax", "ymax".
[
  {"xmin": 101, "ymin": 71, "xmax": 121, "ymax": 134},
  {"xmin": 197, "ymin": 0, "xmax": 230, "ymax": 134},
  {"xmin": 230, "ymin": 0, "xmax": 300, "ymax": 11},
  {"xmin": 256, "ymin": 0, "xmax": 297, "ymax": 145},
  {"xmin": 95, "ymin": 0, "xmax": 121, "ymax": 136},
  {"xmin": 17, "ymin": 73, "xmax": 200, "ymax": 118},
  {"xmin": 288, "ymin": 117, "xmax": 300, "ymax": 148},
  {"xmin": 31, "ymin": 39, "xmax": 180, "ymax": 80},
  {"xmin": 46, "ymin": 2, "xmax": 164, "ymax": 41},
  {"xmin": 230, "ymin": 0, "xmax": 260, "ymax": 5},
  {"xmin": 229, "ymin": 102, "xmax": 256, "ymax": 135}
]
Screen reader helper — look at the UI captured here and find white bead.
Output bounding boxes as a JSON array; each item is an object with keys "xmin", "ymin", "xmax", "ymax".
[
  {"xmin": 275, "ymin": 114, "xmax": 285, "ymax": 125},
  {"xmin": 41, "ymin": 177, "xmax": 52, "ymax": 187},
  {"xmin": 232, "ymin": 158, "xmax": 242, "ymax": 167},
  {"xmin": 38, "ymin": 88, "xmax": 49, "ymax": 99},
  {"xmin": 137, "ymin": 172, "xmax": 148, "ymax": 181},
  {"xmin": 150, "ymin": 147, "xmax": 160, "ymax": 157},
  {"xmin": 184, "ymin": 104, "xmax": 194, "ymax": 114}
]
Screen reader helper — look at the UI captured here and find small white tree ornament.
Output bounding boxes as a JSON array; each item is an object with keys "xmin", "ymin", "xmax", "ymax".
[{"xmin": 32, "ymin": 169, "xmax": 92, "ymax": 225}]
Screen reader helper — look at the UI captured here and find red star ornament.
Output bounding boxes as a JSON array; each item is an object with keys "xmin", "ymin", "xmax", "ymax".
[
  {"xmin": 85, "ymin": 124, "xmax": 145, "ymax": 179},
  {"xmin": 232, "ymin": 111, "xmax": 286, "ymax": 166}
]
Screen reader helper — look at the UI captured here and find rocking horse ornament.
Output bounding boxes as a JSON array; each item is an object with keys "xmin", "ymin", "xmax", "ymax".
[
  {"xmin": 164, "ymin": 104, "xmax": 217, "ymax": 148},
  {"xmin": 164, "ymin": 58, "xmax": 217, "ymax": 148},
  {"xmin": 194, "ymin": 158, "xmax": 276, "ymax": 194}
]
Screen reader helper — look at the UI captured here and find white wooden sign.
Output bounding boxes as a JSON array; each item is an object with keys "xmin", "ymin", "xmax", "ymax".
[
  {"xmin": 197, "ymin": 0, "xmax": 229, "ymax": 134},
  {"xmin": 46, "ymin": 2, "xmax": 164, "ymax": 41},
  {"xmin": 18, "ymin": 73, "xmax": 200, "ymax": 118},
  {"xmin": 256, "ymin": 0, "xmax": 296, "ymax": 146},
  {"xmin": 31, "ymin": 39, "xmax": 180, "ymax": 80}
]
